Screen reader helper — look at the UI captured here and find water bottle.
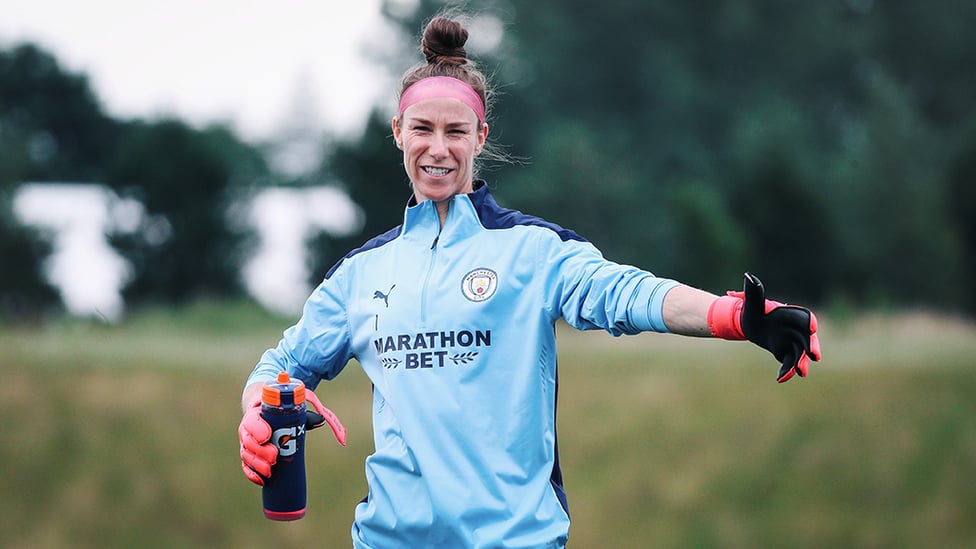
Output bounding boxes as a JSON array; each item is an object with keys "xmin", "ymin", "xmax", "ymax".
[{"xmin": 261, "ymin": 371, "xmax": 309, "ymax": 521}]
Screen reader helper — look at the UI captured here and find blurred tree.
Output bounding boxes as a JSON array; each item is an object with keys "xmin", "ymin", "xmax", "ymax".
[
  {"xmin": 723, "ymin": 97, "xmax": 833, "ymax": 302},
  {"xmin": 0, "ymin": 43, "xmax": 116, "ymax": 319},
  {"xmin": 945, "ymin": 125, "xmax": 976, "ymax": 316},
  {"xmin": 4, "ymin": 1, "xmax": 974, "ymax": 317},
  {"xmin": 0, "ymin": 44, "xmax": 118, "ymax": 181},
  {"xmin": 308, "ymin": 110, "xmax": 409, "ymax": 282},
  {"xmin": 0, "ymin": 216, "xmax": 58, "ymax": 320},
  {"xmin": 105, "ymin": 120, "xmax": 270, "ymax": 304},
  {"xmin": 824, "ymin": 65, "xmax": 961, "ymax": 309},
  {"xmin": 337, "ymin": 0, "xmax": 976, "ymax": 312}
]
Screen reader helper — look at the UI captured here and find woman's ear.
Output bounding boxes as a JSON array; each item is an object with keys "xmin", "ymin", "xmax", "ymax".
[
  {"xmin": 476, "ymin": 122, "xmax": 489, "ymax": 154},
  {"xmin": 392, "ymin": 116, "xmax": 403, "ymax": 149}
]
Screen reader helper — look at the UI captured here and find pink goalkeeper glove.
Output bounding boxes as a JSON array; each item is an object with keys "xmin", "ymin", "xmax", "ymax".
[
  {"xmin": 239, "ymin": 387, "xmax": 346, "ymax": 486},
  {"xmin": 708, "ymin": 272, "xmax": 822, "ymax": 383}
]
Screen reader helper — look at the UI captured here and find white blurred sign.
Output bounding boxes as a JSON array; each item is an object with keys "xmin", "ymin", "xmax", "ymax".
[
  {"xmin": 242, "ymin": 186, "xmax": 363, "ymax": 315},
  {"xmin": 13, "ymin": 183, "xmax": 363, "ymax": 321},
  {"xmin": 13, "ymin": 183, "xmax": 141, "ymax": 321}
]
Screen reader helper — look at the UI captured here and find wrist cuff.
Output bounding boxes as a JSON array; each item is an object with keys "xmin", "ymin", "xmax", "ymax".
[{"xmin": 708, "ymin": 294, "xmax": 746, "ymax": 340}]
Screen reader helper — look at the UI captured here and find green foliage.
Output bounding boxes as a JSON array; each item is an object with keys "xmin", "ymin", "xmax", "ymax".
[
  {"xmin": 724, "ymin": 98, "xmax": 832, "ymax": 300},
  {"xmin": 0, "ymin": 42, "xmax": 273, "ymax": 314},
  {"xmin": 667, "ymin": 181, "xmax": 746, "ymax": 291},
  {"xmin": 330, "ymin": 0, "xmax": 976, "ymax": 313},
  {"xmin": 0, "ymin": 44, "xmax": 116, "ymax": 318},
  {"xmin": 0, "ymin": 44, "xmax": 118, "ymax": 182},
  {"xmin": 944, "ymin": 125, "xmax": 976, "ymax": 313},
  {"xmin": 2, "ymin": 0, "xmax": 976, "ymax": 315},
  {"xmin": 308, "ymin": 110, "xmax": 410, "ymax": 282},
  {"xmin": 104, "ymin": 119, "xmax": 269, "ymax": 303},
  {"xmin": 0, "ymin": 214, "xmax": 58, "ymax": 319}
]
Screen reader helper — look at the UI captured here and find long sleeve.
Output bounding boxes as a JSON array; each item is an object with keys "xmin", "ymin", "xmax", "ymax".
[
  {"xmin": 541, "ymin": 236, "xmax": 679, "ymax": 335},
  {"xmin": 245, "ymin": 267, "xmax": 354, "ymax": 392}
]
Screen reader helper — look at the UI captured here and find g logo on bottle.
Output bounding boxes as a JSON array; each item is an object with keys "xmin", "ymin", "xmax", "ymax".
[{"xmin": 272, "ymin": 425, "xmax": 304, "ymax": 457}]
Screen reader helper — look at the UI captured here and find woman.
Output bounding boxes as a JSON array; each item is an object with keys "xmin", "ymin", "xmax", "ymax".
[{"xmin": 239, "ymin": 15, "xmax": 821, "ymax": 549}]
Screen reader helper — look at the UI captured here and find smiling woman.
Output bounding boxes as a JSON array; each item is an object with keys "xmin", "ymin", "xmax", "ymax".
[
  {"xmin": 393, "ymin": 96, "xmax": 488, "ymax": 217},
  {"xmin": 392, "ymin": 19, "xmax": 491, "ymax": 225},
  {"xmin": 238, "ymin": 12, "xmax": 820, "ymax": 549}
]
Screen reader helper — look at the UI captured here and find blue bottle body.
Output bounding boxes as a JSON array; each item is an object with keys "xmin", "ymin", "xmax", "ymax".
[{"xmin": 260, "ymin": 375, "xmax": 308, "ymax": 521}]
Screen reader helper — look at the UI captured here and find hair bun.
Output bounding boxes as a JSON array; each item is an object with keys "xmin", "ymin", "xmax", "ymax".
[{"xmin": 421, "ymin": 17, "xmax": 469, "ymax": 65}]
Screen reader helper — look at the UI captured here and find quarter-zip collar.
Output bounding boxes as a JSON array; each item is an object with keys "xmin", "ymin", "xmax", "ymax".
[{"xmin": 400, "ymin": 180, "xmax": 490, "ymax": 247}]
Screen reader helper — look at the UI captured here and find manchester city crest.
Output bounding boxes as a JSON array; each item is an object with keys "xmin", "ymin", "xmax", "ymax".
[{"xmin": 461, "ymin": 268, "xmax": 498, "ymax": 302}]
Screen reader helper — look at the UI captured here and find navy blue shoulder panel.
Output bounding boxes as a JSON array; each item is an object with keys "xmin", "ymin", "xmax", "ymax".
[
  {"xmin": 324, "ymin": 183, "xmax": 585, "ymax": 280},
  {"xmin": 324, "ymin": 224, "xmax": 402, "ymax": 280},
  {"xmin": 470, "ymin": 182, "xmax": 588, "ymax": 243}
]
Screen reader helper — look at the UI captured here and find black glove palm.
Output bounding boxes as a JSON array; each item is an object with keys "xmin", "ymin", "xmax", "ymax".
[{"xmin": 739, "ymin": 273, "xmax": 822, "ymax": 382}]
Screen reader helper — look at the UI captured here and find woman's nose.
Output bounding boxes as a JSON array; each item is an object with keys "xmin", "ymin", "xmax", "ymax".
[{"xmin": 428, "ymin": 132, "xmax": 448, "ymax": 158}]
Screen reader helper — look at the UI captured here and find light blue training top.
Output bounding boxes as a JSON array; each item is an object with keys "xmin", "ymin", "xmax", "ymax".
[{"xmin": 246, "ymin": 181, "xmax": 678, "ymax": 548}]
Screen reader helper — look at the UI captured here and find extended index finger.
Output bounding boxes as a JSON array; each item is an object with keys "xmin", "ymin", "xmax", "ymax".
[{"xmin": 742, "ymin": 272, "xmax": 766, "ymax": 325}]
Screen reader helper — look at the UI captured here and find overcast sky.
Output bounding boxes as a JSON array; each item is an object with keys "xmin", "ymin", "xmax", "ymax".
[{"xmin": 0, "ymin": 0, "xmax": 397, "ymax": 140}]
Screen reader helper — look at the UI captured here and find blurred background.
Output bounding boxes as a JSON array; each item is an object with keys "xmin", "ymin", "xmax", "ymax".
[{"xmin": 1, "ymin": 0, "xmax": 974, "ymax": 547}]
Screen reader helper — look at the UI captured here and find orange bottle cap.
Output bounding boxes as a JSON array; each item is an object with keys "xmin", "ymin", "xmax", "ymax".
[{"xmin": 262, "ymin": 371, "xmax": 306, "ymax": 407}]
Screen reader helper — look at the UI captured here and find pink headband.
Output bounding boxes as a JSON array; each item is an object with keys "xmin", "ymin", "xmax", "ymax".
[{"xmin": 398, "ymin": 76, "xmax": 485, "ymax": 122}]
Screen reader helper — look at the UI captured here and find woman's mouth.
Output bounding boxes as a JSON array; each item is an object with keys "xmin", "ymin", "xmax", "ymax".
[{"xmin": 423, "ymin": 166, "xmax": 452, "ymax": 177}]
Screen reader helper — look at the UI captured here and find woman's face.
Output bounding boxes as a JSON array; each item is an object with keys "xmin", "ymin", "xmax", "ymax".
[{"xmin": 393, "ymin": 97, "xmax": 488, "ymax": 205}]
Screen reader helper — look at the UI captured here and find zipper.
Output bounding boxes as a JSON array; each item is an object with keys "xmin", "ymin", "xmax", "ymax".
[{"xmin": 420, "ymin": 232, "xmax": 440, "ymax": 324}]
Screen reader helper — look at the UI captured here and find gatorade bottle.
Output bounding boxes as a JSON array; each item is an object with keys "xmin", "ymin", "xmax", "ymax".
[{"xmin": 261, "ymin": 371, "xmax": 309, "ymax": 521}]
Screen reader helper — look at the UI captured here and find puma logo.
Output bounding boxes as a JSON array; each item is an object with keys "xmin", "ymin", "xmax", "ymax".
[{"xmin": 373, "ymin": 285, "xmax": 396, "ymax": 308}]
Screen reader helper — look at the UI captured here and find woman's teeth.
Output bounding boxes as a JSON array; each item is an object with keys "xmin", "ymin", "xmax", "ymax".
[{"xmin": 423, "ymin": 167, "xmax": 450, "ymax": 176}]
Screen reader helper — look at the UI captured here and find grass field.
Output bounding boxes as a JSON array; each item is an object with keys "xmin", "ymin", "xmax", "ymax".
[{"xmin": 2, "ymin": 302, "xmax": 975, "ymax": 548}]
